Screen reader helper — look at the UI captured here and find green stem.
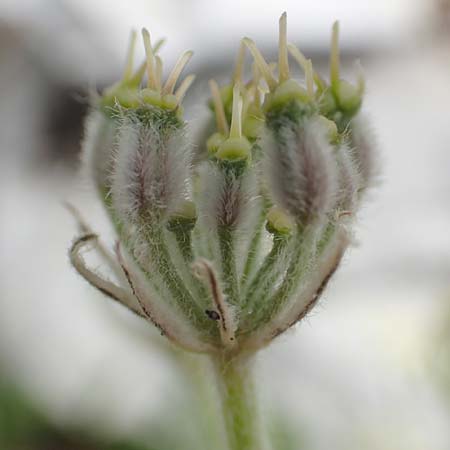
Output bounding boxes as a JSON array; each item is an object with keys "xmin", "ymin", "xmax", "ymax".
[
  {"xmin": 214, "ymin": 354, "xmax": 265, "ymax": 450},
  {"xmin": 145, "ymin": 227, "xmax": 215, "ymax": 333},
  {"xmin": 218, "ymin": 226, "xmax": 240, "ymax": 306},
  {"xmin": 170, "ymin": 227, "xmax": 213, "ymax": 312},
  {"xmin": 172, "ymin": 227, "xmax": 194, "ymax": 264},
  {"xmin": 239, "ymin": 204, "xmax": 268, "ymax": 290},
  {"xmin": 262, "ymin": 223, "xmax": 336, "ymax": 326},
  {"xmin": 240, "ymin": 237, "xmax": 287, "ymax": 325}
]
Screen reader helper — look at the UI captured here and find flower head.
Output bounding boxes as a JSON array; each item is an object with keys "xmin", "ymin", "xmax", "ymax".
[{"xmin": 70, "ymin": 13, "xmax": 377, "ymax": 356}]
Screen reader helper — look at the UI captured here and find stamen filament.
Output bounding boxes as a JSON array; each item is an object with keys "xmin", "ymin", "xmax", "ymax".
[
  {"xmin": 330, "ymin": 21, "xmax": 340, "ymax": 90},
  {"xmin": 288, "ymin": 43, "xmax": 324, "ymax": 91},
  {"xmin": 153, "ymin": 38, "xmax": 166, "ymax": 54},
  {"xmin": 242, "ymin": 38, "xmax": 277, "ymax": 91},
  {"xmin": 242, "ymin": 85, "xmax": 256, "ymax": 117},
  {"xmin": 128, "ymin": 40, "xmax": 165, "ymax": 87},
  {"xmin": 123, "ymin": 30, "xmax": 137, "ymax": 81},
  {"xmin": 155, "ymin": 55, "xmax": 163, "ymax": 91},
  {"xmin": 230, "ymin": 84, "xmax": 242, "ymax": 139},
  {"xmin": 287, "ymin": 43, "xmax": 308, "ymax": 72},
  {"xmin": 175, "ymin": 74, "xmax": 196, "ymax": 103},
  {"xmin": 129, "ymin": 61, "xmax": 147, "ymax": 86},
  {"xmin": 209, "ymin": 79, "xmax": 229, "ymax": 135},
  {"xmin": 278, "ymin": 12, "xmax": 290, "ymax": 83},
  {"xmin": 251, "ymin": 63, "xmax": 262, "ymax": 108},
  {"xmin": 233, "ymin": 41, "xmax": 246, "ymax": 84},
  {"xmin": 142, "ymin": 28, "xmax": 157, "ymax": 89},
  {"xmin": 163, "ymin": 50, "xmax": 193, "ymax": 95}
]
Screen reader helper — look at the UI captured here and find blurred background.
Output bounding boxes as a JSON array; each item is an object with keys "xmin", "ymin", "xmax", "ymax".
[{"xmin": 1, "ymin": 0, "xmax": 450, "ymax": 449}]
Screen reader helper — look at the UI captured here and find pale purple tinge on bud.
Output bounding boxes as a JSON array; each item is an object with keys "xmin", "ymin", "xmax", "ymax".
[
  {"xmin": 264, "ymin": 118, "xmax": 338, "ymax": 227},
  {"xmin": 350, "ymin": 114, "xmax": 379, "ymax": 193},
  {"xmin": 334, "ymin": 142, "xmax": 361, "ymax": 214},
  {"xmin": 81, "ymin": 110, "xmax": 117, "ymax": 194},
  {"xmin": 112, "ymin": 116, "xmax": 192, "ymax": 226},
  {"xmin": 197, "ymin": 162, "xmax": 259, "ymax": 230}
]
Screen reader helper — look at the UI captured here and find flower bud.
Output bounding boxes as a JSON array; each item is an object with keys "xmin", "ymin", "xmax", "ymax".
[
  {"xmin": 70, "ymin": 14, "xmax": 377, "ymax": 356},
  {"xmin": 349, "ymin": 114, "xmax": 379, "ymax": 193},
  {"xmin": 264, "ymin": 117, "xmax": 338, "ymax": 227},
  {"xmin": 112, "ymin": 111, "xmax": 191, "ymax": 225}
]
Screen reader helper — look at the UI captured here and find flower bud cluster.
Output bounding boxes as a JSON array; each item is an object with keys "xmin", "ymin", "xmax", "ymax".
[{"xmin": 71, "ymin": 14, "xmax": 377, "ymax": 355}]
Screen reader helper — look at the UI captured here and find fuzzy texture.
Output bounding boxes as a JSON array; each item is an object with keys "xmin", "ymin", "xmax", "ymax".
[
  {"xmin": 112, "ymin": 112, "xmax": 192, "ymax": 226},
  {"xmin": 198, "ymin": 163, "xmax": 257, "ymax": 230},
  {"xmin": 81, "ymin": 109, "xmax": 117, "ymax": 193},
  {"xmin": 350, "ymin": 114, "xmax": 379, "ymax": 192},
  {"xmin": 242, "ymin": 226, "xmax": 349, "ymax": 351},
  {"xmin": 117, "ymin": 243, "xmax": 216, "ymax": 353},
  {"xmin": 334, "ymin": 142, "xmax": 361, "ymax": 213},
  {"xmin": 264, "ymin": 117, "xmax": 338, "ymax": 226}
]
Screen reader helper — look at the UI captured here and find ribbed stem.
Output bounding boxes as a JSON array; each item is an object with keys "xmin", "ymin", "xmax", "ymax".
[
  {"xmin": 240, "ymin": 204, "xmax": 267, "ymax": 290},
  {"xmin": 214, "ymin": 354, "xmax": 267, "ymax": 450},
  {"xmin": 144, "ymin": 227, "xmax": 214, "ymax": 333},
  {"xmin": 241, "ymin": 236, "xmax": 287, "ymax": 318},
  {"xmin": 218, "ymin": 226, "xmax": 240, "ymax": 306}
]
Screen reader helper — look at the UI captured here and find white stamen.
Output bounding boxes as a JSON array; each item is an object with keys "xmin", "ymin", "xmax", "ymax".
[
  {"xmin": 287, "ymin": 43, "xmax": 308, "ymax": 72},
  {"xmin": 208, "ymin": 79, "xmax": 229, "ymax": 135},
  {"xmin": 142, "ymin": 28, "xmax": 157, "ymax": 89},
  {"xmin": 330, "ymin": 21, "xmax": 340, "ymax": 89},
  {"xmin": 230, "ymin": 84, "xmax": 242, "ymax": 139},
  {"xmin": 153, "ymin": 38, "xmax": 166, "ymax": 54},
  {"xmin": 155, "ymin": 55, "xmax": 163, "ymax": 91},
  {"xmin": 243, "ymin": 38, "xmax": 277, "ymax": 91},
  {"xmin": 129, "ymin": 61, "xmax": 147, "ymax": 86},
  {"xmin": 278, "ymin": 12, "xmax": 290, "ymax": 83},
  {"xmin": 174, "ymin": 74, "xmax": 196, "ymax": 103},
  {"xmin": 288, "ymin": 43, "xmax": 324, "ymax": 91},
  {"xmin": 123, "ymin": 30, "xmax": 137, "ymax": 81},
  {"xmin": 233, "ymin": 41, "xmax": 246, "ymax": 84},
  {"xmin": 163, "ymin": 50, "xmax": 193, "ymax": 95}
]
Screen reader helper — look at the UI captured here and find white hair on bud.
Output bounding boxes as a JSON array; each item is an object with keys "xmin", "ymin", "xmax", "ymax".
[
  {"xmin": 334, "ymin": 142, "xmax": 361, "ymax": 214},
  {"xmin": 81, "ymin": 109, "xmax": 117, "ymax": 192},
  {"xmin": 112, "ymin": 114, "xmax": 192, "ymax": 225},
  {"xmin": 117, "ymin": 243, "xmax": 216, "ymax": 353},
  {"xmin": 233, "ymin": 168, "xmax": 264, "ymax": 275},
  {"xmin": 196, "ymin": 161, "xmax": 256, "ymax": 230},
  {"xmin": 264, "ymin": 117, "xmax": 338, "ymax": 225},
  {"xmin": 350, "ymin": 114, "xmax": 379, "ymax": 192},
  {"xmin": 243, "ymin": 226, "xmax": 349, "ymax": 351}
]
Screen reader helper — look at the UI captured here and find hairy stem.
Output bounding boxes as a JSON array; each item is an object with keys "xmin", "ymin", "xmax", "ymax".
[
  {"xmin": 241, "ymin": 236, "xmax": 288, "ymax": 324},
  {"xmin": 214, "ymin": 354, "xmax": 266, "ymax": 450},
  {"xmin": 144, "ymin": 227, "xmax": 215, "ymax": 334},
  {"xmin": 218, "ymin": 226, "xmax": 240, "ymax": 306},
  {"xmin": 239, "ymin": 202, "xmax": 268, "ymax": 291}
]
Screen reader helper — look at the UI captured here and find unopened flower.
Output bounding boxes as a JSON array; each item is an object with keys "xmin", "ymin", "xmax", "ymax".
[{"xmin": 70, "ymin": 14, "xmax": 377, "ymax": 356}]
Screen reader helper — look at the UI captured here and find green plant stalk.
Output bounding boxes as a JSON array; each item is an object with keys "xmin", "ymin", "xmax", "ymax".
[
  {"xmin": 144, "ymin": 227, "xmax": 215, "ymax": 333},
  {"xmin": 214, "ymin": 354, "xmax": 265, "ymax": 450},
  {"xmin": 239, "ymin": 206, "xmax": 267, "ymax": 290},
  {"xmin": 218, "ymin": 226, "xmax": 240, "ymax": 306},
  {"xmin": 242, "ymin": 236, "xmax": 287, "ymax": 312}
]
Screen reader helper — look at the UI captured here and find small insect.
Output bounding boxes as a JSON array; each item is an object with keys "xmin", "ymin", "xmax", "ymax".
[{"xmin": 205, "ymin": 309, "xmax": 221, "ymax": 321}]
